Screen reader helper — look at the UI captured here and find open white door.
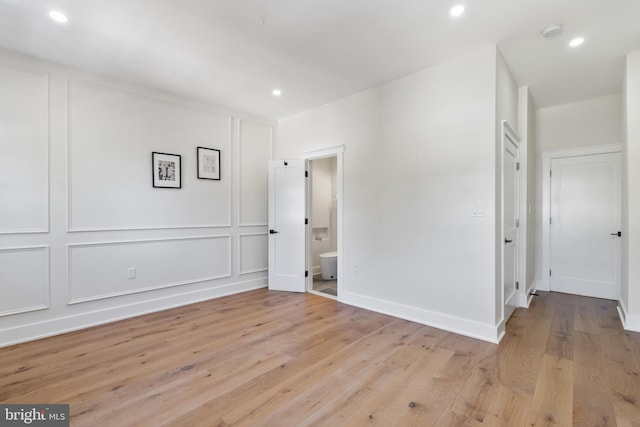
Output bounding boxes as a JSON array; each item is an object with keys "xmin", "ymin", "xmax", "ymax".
[
  {"xmin": 503, "ymin": 132, "xmax": 519, "ymax": 322},
  {"xmin": 268, "ymin": 159, "xmax": 307, "ymax": 292}
]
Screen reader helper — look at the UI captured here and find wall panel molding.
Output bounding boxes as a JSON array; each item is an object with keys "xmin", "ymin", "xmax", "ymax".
[
  {"xmin": 0, "ymin": 65, "xmax": 49, "ymax": 234},
  {"xmin": 68, "ymin": 235, "xmax": 232, "ymax": 304},
  {"xmin": 0, "ymin": 246, "xmax": 50, "ymax": 317},
  {"xmin": 67, "ymin": 79, "xmax": 233, "ymax": 232},
  {"xmin": 238, "ymin": 233, "xmax": 268, "ymax": 275},
  {"xmin": 238, "ymin": 119, "xmax": 272, "ymax": 227}
]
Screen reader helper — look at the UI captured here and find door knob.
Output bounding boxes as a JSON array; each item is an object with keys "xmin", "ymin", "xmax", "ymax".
[
  {"xmin": 269, "ymin": 229, "xmax": 279, "ymax": 234},
  {"xmin": 610, "ymin": 231, "xmax": 622, "ymax": 237},
  {"xmin": 504, "ymin": 238, "xmax": 513, "ymax": 244}
]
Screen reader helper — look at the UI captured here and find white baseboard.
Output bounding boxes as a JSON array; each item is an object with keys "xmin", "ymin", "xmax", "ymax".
[
  {"xmin": 340, "ymin": 291, "xmax": 499, "ymax": 344},
  {"xmin": 0, "ymin": 278, "xmax": 267, "ymax": 348},
  {"xmin": 618, "ymin": 303, "xmax": 640, "ymax": 333}
]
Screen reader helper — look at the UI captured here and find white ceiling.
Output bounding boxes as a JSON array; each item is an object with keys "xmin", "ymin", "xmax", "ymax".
[{"xmin": 0, "ymin": 0, "xmax": 639, "ymax": 119}]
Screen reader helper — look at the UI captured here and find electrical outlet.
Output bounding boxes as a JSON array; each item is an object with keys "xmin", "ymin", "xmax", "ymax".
[{"xmin": 128, "ymin": 267, "xmax": 136, "ymax": 279}]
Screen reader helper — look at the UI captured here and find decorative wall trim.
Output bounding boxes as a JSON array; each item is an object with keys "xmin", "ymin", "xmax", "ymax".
[
  {"xmin": 0, "ymin": 228, "xmax": 50, "ymax": 235},
  {"xmin": 237, "ymin": 119, "xmax": 272, "ymax": 227},
  {"xmin": 341, "ymin": 290, "xmax": 500, "ymax": 344},
  {"xmin": 67, "ymin": 235, "xmax": 232, "ymax": 304},
  {"xmin": 0, "ymin": 246, "xmax": 50, "ymax": 317},
  {"xmin": 68, "ymin": 224, "xmax": 233, "ymax": 233},
  {"xmin": 238, "ymin": 233, "xmax": 268, "ymax": 275},
  {"xmin": 66, "ymin": 79, "xmax": 233, "ymax": 232},
  {"xmin": 0, "ymin": 278, "xmax": 267, "ymax": 348},
  {"xmin": 301, "ymin": 145, "xmax": 345, "ymax": 159},
  {"xmin": 0, "ymin": 67, "xmax": 50, "ymax": 235}
]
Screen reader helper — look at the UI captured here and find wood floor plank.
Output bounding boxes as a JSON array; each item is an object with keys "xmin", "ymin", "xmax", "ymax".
[
  {"xmin": 1, "ymin": 289, "xmax": 639, "ymax": 426},
  {"xmin": 606, "ymin": 360, "xmax": 640, "ymax": 426},
  {"xmin": 572, "ymin": 358, "xmax": 617, "ymax": 427},
  {"xmin": 526, "ymin": 355, "xmax": 574, "ymax": 427},
  {"xmin": 219, "ymin": 319, "xmax": 423, "ymax": 426},
  {"xmin": 302, "ymin": 331, "xmax": 451, "ymax": 425},
  {"xmin": 482, "ymin": 386, "xmax": 532, "ymax": 426},
  {"xmin": 545, "ymin": 301, "xmax": 575, "ymax": 360}
]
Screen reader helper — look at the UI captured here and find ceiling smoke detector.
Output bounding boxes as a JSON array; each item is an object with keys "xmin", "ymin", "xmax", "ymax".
[{"xmin": 541, "ymin": 24, "xmax": 563, "ymax": 39}]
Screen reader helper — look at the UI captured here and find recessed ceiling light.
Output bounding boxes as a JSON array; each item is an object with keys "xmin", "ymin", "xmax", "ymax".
[
  {"xmin": 272, "ymin": 89, "xmax": 282, "ymax": 97},
  {"xmin": 450, "ymin": 5, "xmax": 465, "ymax": 18},
  {"xmin": 49, "ymin": 10, "xmax": 69, "ymax": 24},
  {"xmin": 569, "ymin": 37, "xmax": 584, "ymax": 47}
]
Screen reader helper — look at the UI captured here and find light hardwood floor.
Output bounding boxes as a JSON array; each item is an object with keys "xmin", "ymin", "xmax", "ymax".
[{"xmin": 1, "ymin": 289, "xmax": 639, "ymax": 426}]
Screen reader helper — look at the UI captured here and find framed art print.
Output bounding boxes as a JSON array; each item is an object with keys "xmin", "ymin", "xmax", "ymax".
[
  {"xmin": 197, "ymin": 147, "xmax": 221, "ymax": 180},
  {"xmin": 152, "ymin": 152, "xmax": 181, "ymax": 188}
]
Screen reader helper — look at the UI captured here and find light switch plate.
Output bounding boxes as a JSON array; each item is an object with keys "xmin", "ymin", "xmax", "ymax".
[{"xmin": 471, "ymin": 203, "xmax": 485, "ymax": 217}]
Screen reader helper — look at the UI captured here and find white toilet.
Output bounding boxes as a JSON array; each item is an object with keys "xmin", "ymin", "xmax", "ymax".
[{"xmin": 319, "ymin": 251, "xmax": 338, "ymax": 280}]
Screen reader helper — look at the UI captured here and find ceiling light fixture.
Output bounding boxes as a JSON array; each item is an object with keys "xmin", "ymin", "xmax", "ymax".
[
  {"xmin": 541, "ymin": 24, "xmax": 563, "ymax": 39},
  {"xmin": 450, "ymin": 5, "xmax": 465, "ymax": 18},
  {"xmin": 49, "ymin": 10, "xmax": 69, "ymax": 24},
  {"xmin": 272, "ymin": 89, "xmax": 282, "ymax": 97},
  {"xmin": 569, "ymin": 37, "xmax": 584, "ymax": 47}
]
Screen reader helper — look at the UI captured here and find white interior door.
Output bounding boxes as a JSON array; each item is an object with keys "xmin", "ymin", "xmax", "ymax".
[
  {"xmin": 503, "ymin": 135, "xmax": 519, "ymax": 322},
  {"xmin": 268, "ymin": 159, "xmax": 307, "ymax": 292},
  {"xmin": 550, "ymin": 153, "xmax": 621, "ymax": 300}
]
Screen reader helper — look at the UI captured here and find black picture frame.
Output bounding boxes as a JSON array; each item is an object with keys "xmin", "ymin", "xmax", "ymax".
[
  {"xmin": 152, "ymin": 152, "xmax": 182, "ymax": 188},
  {"xmin": 197, "ymin": 147, "xmax": 221, "ymax": 180}
]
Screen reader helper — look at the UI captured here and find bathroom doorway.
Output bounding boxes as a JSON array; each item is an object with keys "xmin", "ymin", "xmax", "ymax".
[{"xmin": 303, "ymin": 146, "xmax": 343, "ymax": 299}]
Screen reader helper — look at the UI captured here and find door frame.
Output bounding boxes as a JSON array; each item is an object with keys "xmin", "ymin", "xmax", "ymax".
[
  {"xmin": 500, "ymin": 121, "xmax": 521, "ymax": 330},
  {"xmin": 541, "ymin": 143, "xmax": 622, "ymax": 292},
  {"xmin": 302, "ymin": 145, "xmax": 344, "ymax": 300}
]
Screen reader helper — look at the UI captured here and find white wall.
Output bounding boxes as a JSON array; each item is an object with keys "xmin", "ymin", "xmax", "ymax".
[
  {"xmin": 534, "ymin": 94, "xmax": 623, "ymax": 285},
  {"xmin": 623, "ymin": 52, "xmax": 640, "ymax": 330},
  {"xmin": 278, "ymin": 46, "xmax": 506, "ymax": 342},
  {"xmin": 0, "ymin": 49, "xmax": 273, "ymax": 346},
  {"xmin": 536, "ymin": 94, "xmax": 622, "ymax": 152}
]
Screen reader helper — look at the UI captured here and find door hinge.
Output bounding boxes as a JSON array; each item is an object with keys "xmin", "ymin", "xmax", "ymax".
[
  {"xmin": 516, "ymin": 162, "xmax": 520, "ymax": 171},
  {"xmin": 550, "ymin": 170, "xmax": 552, "ymax": 178},
  {"xmin": 305, "ymin": 270, "xmax": 309, "ymax": 277},
  {"xmin": 516, "ymin": 281, "xmax": 519, "ymax": 290},
  {"xmin": 305, "ymin": 170, "xmax": 308, "ymax": 178},
  {"xmin": 549, "ymin": 269, "xmax": 552, "ymax": 277},
  {"xmin": 516, "ymin": 219, "xmax": 520, "ymax": 228},
  {"xmin": 305, "ymin": 218, "xmax": 308, "ymax": 225},
  {"xmin": 550, "ymin": 217, "xmax": 552, "ymax": 225}
]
